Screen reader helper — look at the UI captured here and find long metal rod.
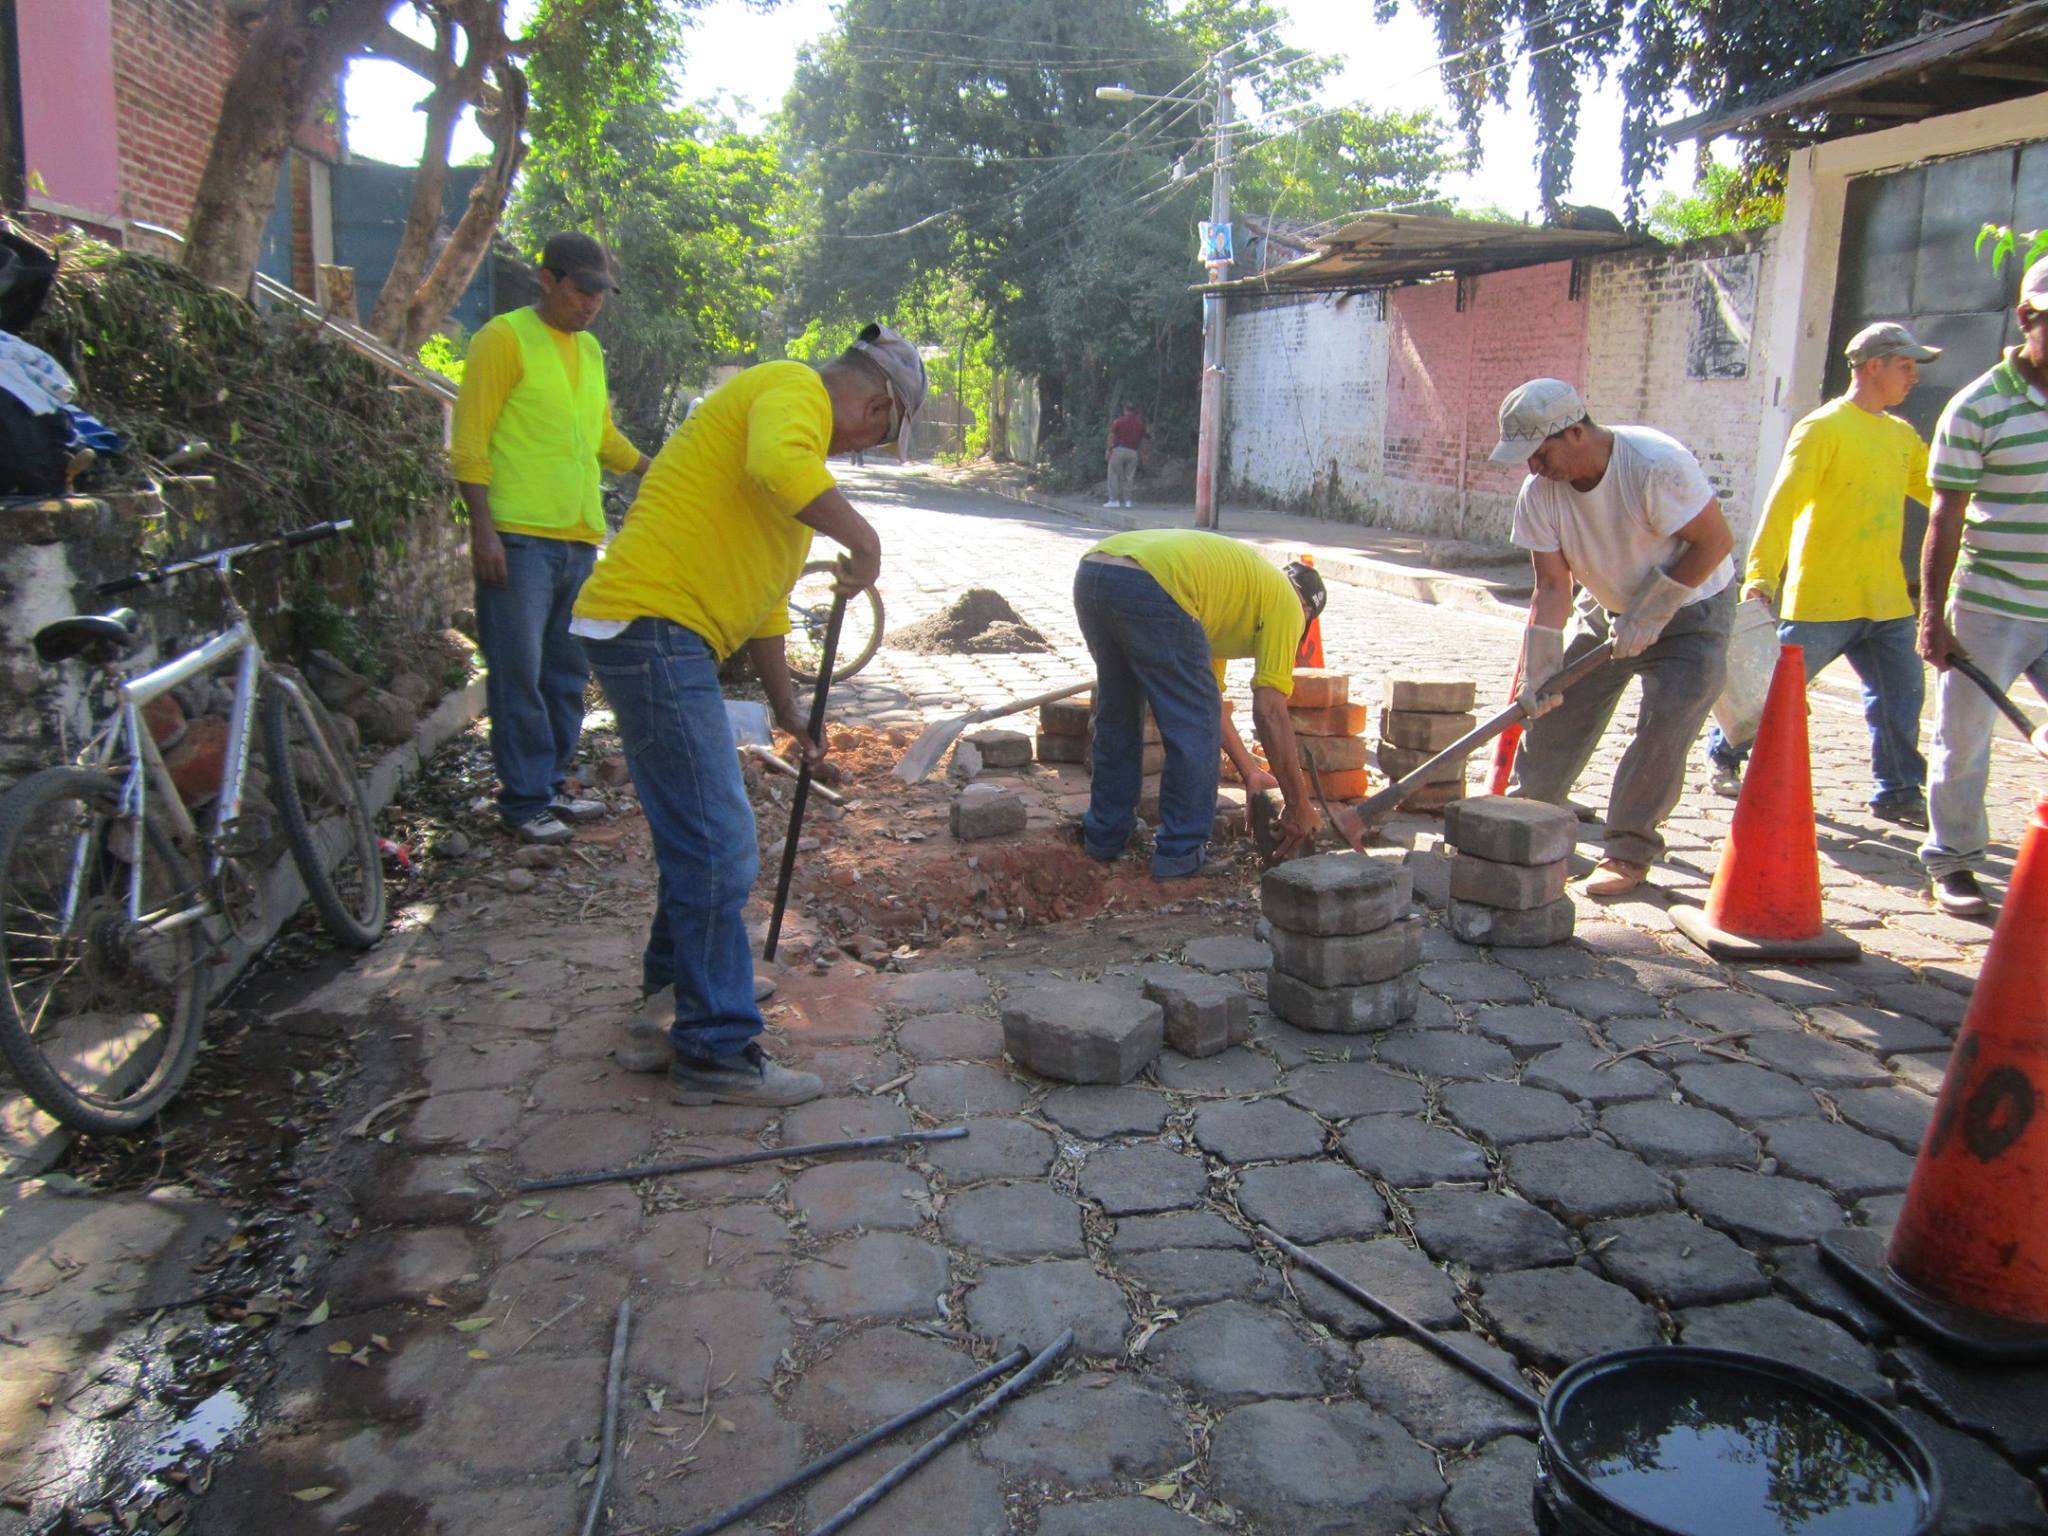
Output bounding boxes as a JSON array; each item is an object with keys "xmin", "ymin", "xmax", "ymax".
[
  {"xmin": 579, "ymin": 1298, "xmax": 632, "ymax": 1536},
  {"xmin": 1258, "ymin": 1225, "xmax": 1542, "ymax": 1414},
  {"xmin": 670, "ymin": 1348, "xmax": 1029, "ymax": 1536},
  {"xmin": 515, "ymin": 1126, "xmax": 969, "ymax": 1194},
  {"xmin": 809, "ymin": 1330, "xmax": 1074, "ymax": 1536},
  {"xmin": 765, "ymin": 590, "xmax": 846, "ymax": 961}
]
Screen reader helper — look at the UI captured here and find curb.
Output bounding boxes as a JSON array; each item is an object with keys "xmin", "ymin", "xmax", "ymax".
[{"xmin": 0, "ymin": 676, "xmax": 488, "ymax": 1180}]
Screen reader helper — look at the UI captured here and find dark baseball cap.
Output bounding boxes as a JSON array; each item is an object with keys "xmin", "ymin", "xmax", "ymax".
[{"xmin": 541, "ymin": 232, "xmax": 620, "ymax": 293}]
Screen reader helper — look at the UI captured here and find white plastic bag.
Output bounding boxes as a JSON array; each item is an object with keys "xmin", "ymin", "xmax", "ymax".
[{"xmin": 1711, "ymin": 599, "xmax": 1780, "ymax": 747}]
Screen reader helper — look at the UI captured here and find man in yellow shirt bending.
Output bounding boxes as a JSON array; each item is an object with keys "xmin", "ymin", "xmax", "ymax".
[
  {"xmin": 1073, "ymin": 529, "xmax": 1326, "ymax": 876},
  {"xmin": 450, "ymin": 232, "xmax": 651, "ymax": 846},
  {"xmin": 1703, "ymin": 321, "xmax": 1938, "ymax": 829},
  {"xmin": 572, "ymin": 325, "xmax": 926, "ymax": 1107}
]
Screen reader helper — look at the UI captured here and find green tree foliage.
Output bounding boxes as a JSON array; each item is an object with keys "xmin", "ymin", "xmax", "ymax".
[
  {"xmin": 1646, "ymin": 157, "xmax": 1785, "ymax": 242},
  {"xmin": 1383, "ymin": 0, "xmax": 2013, "ymax": 218},
  {"xmin": 1231, "ymin": 106, "xmax": 1459, "ymax": 228}
]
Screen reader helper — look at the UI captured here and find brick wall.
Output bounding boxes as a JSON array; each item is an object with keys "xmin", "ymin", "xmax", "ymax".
[
  {"xmin": 109, "ymin": 0, "xmax": 241, "ymax": 229},
  {"xmin": 1224, "ymin": 229, "xmax": 1782, "ymax": 546}
]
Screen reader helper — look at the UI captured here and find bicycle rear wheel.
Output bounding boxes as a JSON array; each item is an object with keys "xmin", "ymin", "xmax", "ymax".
[
  {"xmin": 786, "ymin": 561, "xmax": 885, "ymax": 684},
  {"xmin": 0, "ymin": 767, "xmax": 210, "ymax": 1135},
  {"xmin": 263, "ymin": 677, "xmax": 385, "ymax": 948}
]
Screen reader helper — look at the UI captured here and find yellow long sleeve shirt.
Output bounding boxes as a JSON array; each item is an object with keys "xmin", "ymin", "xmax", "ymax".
[
  {"xmin": 1741, "ymin": 396, "xmax": 1931, "ymax": 623},
  {"xmin": 448, "ymin": 313, "xmax": 644, "ymax": 544}
]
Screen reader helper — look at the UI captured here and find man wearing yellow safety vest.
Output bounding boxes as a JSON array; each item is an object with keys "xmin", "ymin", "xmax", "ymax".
[
  {"xmin": 450, "ymin": 232, "xmax": 652, "ymax": 846},
  {"xmin": 573, "ymin": 325, "xmax": 926, "ymax": 1107}
]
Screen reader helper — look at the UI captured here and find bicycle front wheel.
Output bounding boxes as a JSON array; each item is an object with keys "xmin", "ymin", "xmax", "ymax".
[
  {"xmin": 263, "ymin": 677, "xmax": 386, "ymax": 949},
  {"xmin": 786, "ymin": 561, "xmax": 885, "ymax": 685},
  {"xmin": 0, "ymin": 767, "xmax": 210, "ymax": 1135}
]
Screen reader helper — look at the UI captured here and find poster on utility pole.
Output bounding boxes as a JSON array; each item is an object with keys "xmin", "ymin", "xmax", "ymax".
[{"xmin": 1199, "ymin": 222, "xmax": 1233, "ymax": 265}]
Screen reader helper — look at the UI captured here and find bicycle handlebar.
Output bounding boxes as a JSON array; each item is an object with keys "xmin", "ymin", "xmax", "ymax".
[{"xmin": 95, "ymin": 520, "xmax": 353, "ymax": 597}]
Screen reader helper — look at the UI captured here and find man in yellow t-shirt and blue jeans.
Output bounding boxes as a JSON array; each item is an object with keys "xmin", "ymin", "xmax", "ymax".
[
  {"xmin": 451, "ymin": 232, "xmax": 651, "ymax": 846},
  {"xmin": 572, "ymin": 325, "xmax": 926, "ymax": 1106},
  {"xmin": 1073, "ymin": 529, "xmax": 1326, "ymax": 876},
  {"xmin": 1704, "ymin": 321, "xmax": 1938, "ymax": 829}
]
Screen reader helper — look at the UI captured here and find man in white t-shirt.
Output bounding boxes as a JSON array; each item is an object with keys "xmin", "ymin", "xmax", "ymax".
[{"xmin": 1496, "ymin": 379, "xmax": 1738, "ymax": 896}]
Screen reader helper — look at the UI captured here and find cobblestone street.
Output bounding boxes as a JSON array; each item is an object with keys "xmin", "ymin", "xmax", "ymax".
[{"xmin": 18, "ymin": 469, "xmax": 2046, "ymax": 1535}]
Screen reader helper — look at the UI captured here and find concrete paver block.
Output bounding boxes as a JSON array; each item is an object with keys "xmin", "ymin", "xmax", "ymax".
[
  {"xmin": 1440, "ymin": 1080, "xmax": 1586, "ymax": 1146},
  {"xmin": 1298, "ymin": 733, "xmax": 1369, "ymax": 772},
  {"xmin": 1676, "ymin": 1297, "xmax": 1886, "ymax": 1401},
  {"xmin": 1289, "ymin": 1237, "xmax": 1464, "ymax": 1338},
  {"xmin": 1191, "ymin": 1097, "xmax": 1327, "ymax": 1162},
  {"xmin": 951, "ymin": 782, "xmax": 1027, "ymax": 841},
  {"xmin": 1339, "ymin": 1116, "xmax": 1491, "ymax": 1187},
  {"xmin": 1585, "ymin": 1211, "xmax": 1770, "ymax": 1306},
  {"xmin": 1477, "ymin": 1266, "xmax": 1660, "ymax": 1370},
  {"xmin": 1290, "ymin": 702, "xmax": 1368, "ymax": 736},
  {"xmin": 1282, "ymin": 1061, "xmax": 1426, "ymax": 1119},
  {"xmin": 1001, "ymin": 976, "xmax": 1164, "ymax": 1084},
  {"xmin": 1079, "ymin": 1143, "xmax": 1209, "ymax": 1214},
  {"xmin": 1449, "ymin": 852, "xmax": 1568, "ymax": 910},
  {"xmin": 1210, "ymin": 1399, "xmax": 1445, "ymax": 1536},
  {"xmin": 1148, "ymin": 1299, "xmax": 1334, "ymax": 1405},
  {"xmin": 1406, "ymin": 1188, "xmax": 1575, "ymax": 1269},
  {"xmin": 1261, "ymin": 853, "xmax": 1412, "ymax": 936},
  {"xmin": 1040, "ymin": 697, "xmax": 1092, "ymax": 735},
  {"xmin": 1443, "ymin": 1436, "xmax": 1541, "ymax": 1536},
  {"xmin": 1398, "ymin": 776, "xmax": 1467, "ymax": 811},
  {"xmin": 1236, "ymin": 1160, "xmax": 1389, "ymax": 1242},
  {"xmin": 940, "ymin": 1181, "xmax": 1086, "ymax": 1259},
  {"xmin": 1041, "ymin": 1083, "xmax": 1170, "ymax": 1139},
  {"xmin": 1354, "ymin": 1334, "xmax": 1535, "ymax": 1447},
  {"xmin": 1674, "ymin": 1167, "xmax": 1846, "ymax": 1244},
  {"xmin": 1119, "ymin": 1245, "xmax": 1281, "ymax": 1308},
  {"xmin": 1142, "ymin": 967, "xmax": 1252, "ymax": 1057},
  {"xmin": 980, "ymin": 1375, "xmax": 1186, "ymax": 1486},
  {"xmin": 1379, "ymin": 708, "xmax": 1478, "ymax": 752},
  {"xmin": 1290, "ymin": 668, "xmax": 1350, "ymax": 708},
  {"xmin": 1501, "ymin": 1138, "xmax": 1675, "ymax": 1222},
  {"xmin": 1387, "ymin": 677, "xmax": 1476, "ymax": 713},
  {"xmin": 1037, "ymin": 731, "xmax": 1087, "ymax": 764},
  {"xmin": 1181, "ymin": 934, "xmax": 1273, "ymax": 973},
  {"xmin": 1267, "ymin": 970, "xmax": 1418, "ymax": 1034},
  {"xmin": 965, "ymin": 728, "xmax": 1032, "ymax": 767},
  {"xmin": 1375, "ymin": 742, "xmax": 1467, "ymax": 785},
  {"xmin": 1442, "ymin": 795, "xmax": 1578, "ymax": 865},
  {"xmin": 965, "ymin": 1258, "xmax": 1128, "ymax": 1357},
  {"xmin": 1268, "ymin": 916, "xmax": 1422, "ymax": 988},
  {"xmin": 1448, "ymin": 896, "xmax": 1575, "ymax": 947},
  {"xmin": 1598, "ymin": 1099, "xmax": 1760, "ymax": 1168}
]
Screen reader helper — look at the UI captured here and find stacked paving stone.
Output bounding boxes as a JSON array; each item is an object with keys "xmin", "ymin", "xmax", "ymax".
[
  {"xmin": 1377, "ymin": 677, "xmax": 1476, "ymax": 813},
  {"xmin": 1261, "ymin": 853, "xmax": 1420, "ymax": 1032},
  {"xmin": 963, "ymin": 727, "xmax": 1032, "ymax": 768},
  {"xmin": 1442, "ymin": 795, "xmax": 1577, "ymax": 946},
  {"xmin": 1035, "ymin": 694, "xmax": 1091, "ymax": 765},
  {"xmin": 1000, "ymin": 975, "xmax": 1164, "ymax": 1083},
  {"xmin": 1289, "ymin": 667, "xmax": 1369, "ymax": 801}
]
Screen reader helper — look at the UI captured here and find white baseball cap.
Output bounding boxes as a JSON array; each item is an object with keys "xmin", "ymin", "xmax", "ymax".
[
  {"xmin": 1490, "ymin": 378, "xmax": 1589, "ymax": 465},
  {"xmin": 2021, "ymin": 255, "xmax": 2048, "ymax": 314},
  {"xmin": 1844, "ymin": 321, "xmax": 1940, "ymax": 364},
  {"xmin": 851, "ymin": 323, "xmax": 929, "ymax": 457}
]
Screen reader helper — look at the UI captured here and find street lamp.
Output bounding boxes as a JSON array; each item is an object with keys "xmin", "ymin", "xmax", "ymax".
[{"xmin": 1095, "ymin": 53, "xmax": 1234, "ymax": 531}]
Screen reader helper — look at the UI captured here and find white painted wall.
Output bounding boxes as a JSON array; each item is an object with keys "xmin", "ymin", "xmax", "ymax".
[{"xmin": 1224, "ymin": 294, "xmax": 1388, "ymax": 518}]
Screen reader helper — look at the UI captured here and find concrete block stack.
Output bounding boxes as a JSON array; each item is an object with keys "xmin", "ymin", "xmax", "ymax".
[
  {"xmin": 1442, "ymin": 795, "xmax": 1577, "ymax": 947},
  {"xmin": 1377, "ymin": 677, "xmax": 1477, "ymax": 812},
  {"xmin": 1260, "ymin": 854, "xmax": 1420, "ymax": 1033},
  {"xmin": 1289, "ymin": 667, "xmax": 1369, "ymax": 801},
  {"xmin": 1036, "ymin": 695, "xmax": 1091, "ymax": 765},
  {"xmin": 1082, "ymin": 703, "xmax": 1162, "ymax": 777}
]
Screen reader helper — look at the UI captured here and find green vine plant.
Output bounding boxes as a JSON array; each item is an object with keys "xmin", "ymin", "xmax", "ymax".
[{"xmin": 1976, "ymin": 223, "xmax": 2048, "ymax": 277}]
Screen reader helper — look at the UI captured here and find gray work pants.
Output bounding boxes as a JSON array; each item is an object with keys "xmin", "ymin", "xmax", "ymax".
[
  {"xmin": 1512, "ymin": 585, "xmax": 1734, "ymax": 866},
  {"xmin": 1107, "ymin": 446, "xmax": 1139, "ymax": 502}
]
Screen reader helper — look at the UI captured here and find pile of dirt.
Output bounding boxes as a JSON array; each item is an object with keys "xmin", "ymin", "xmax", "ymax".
[{"xmin": 886, "ymin": 588, "xmax": 1052, "ymax": 654}]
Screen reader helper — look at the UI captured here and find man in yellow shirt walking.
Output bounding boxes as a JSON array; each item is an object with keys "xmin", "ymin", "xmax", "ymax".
[
  {"xmin": 450, "ymin": 232, "xmax": 651, "ymax": 845},
  {"xmin": 1703, "ymin": 322, "xmax": 1938, "ymax": 828},
  {"xmin": 572, "ymin": 325, "xmax": 925, "ymax": 1107}
]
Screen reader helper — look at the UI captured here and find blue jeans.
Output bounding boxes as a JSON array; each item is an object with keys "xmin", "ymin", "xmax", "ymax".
[
  {"xmin": 1921, "ymin": 603, "xmax": 2048, "ymax": 879},
  {"xmin": 475, "ymin": 533, "xmax": 597, "ymax": 826},
  {"xmin": 1703, "ymin": 616, "xmax": 1926, "ymax": 804},
  {"xmin": 1073, "ymin": 560, "xmax": 1221, "ymax": 877},
  {"xmin": 584, "ymin": 621, "xmax": 763, "ymax": 1061}
]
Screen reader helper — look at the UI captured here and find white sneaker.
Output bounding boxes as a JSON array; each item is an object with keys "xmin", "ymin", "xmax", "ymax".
[
  {"xmin": 550, "ymin": 791, "xmax": 605, "ymax": 823},
  {"xmin": 617, "ymin": 985, "xmax": 676, "ymax": 1072},
  {"xmin": 1103, "ymin": 500, "xmax": 1120, "ymax": 509},
  {"xmin": 510, "ymin": 810, "xmax": 574, "ymax": 845},
  {"xmin": 1707, "ymin": 766, "xmax": 1742, "ymax": 800},
  {"xmin": 1122, "ymin": 499, "xmax": 1134, "ymax": 508}
]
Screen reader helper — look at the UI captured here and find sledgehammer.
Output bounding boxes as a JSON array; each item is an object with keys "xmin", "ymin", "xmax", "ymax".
[
  {"xmin": 1339, "ymin": 639, "xmax": 1618, "ymax": 840},
  {"xmin": 1950, "ymin": 654, "xmax": 2048, "ymax": 762}
]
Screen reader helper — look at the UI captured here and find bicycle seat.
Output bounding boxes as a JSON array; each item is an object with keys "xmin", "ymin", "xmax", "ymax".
[{"xmin": 33, "ymin": 607, "xmax": 142, "ymax": 663}]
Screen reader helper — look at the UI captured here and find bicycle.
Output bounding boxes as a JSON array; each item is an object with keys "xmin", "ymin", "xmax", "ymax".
[
  {"xmin": 786, "ymin": 560, "xmax": 884, "ymax": 685},
  {"xmin": 0, "ymin": 520, "xmax": 386, "ymax": 1135}
]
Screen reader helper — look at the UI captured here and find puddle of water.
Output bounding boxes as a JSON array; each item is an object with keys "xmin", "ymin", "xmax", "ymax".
[{"xmin": 142, "ymin": 1386, "xmax": 249, "ymax": 1472}]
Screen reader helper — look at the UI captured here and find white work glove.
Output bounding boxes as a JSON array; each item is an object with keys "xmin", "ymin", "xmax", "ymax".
[
  {"xmin": 1517, "ymin": 624, "xmax": 1566, "ymax": 720},
  {"xmin": 1612, "ymin": 570, "xmax": 1694, "ymax": 659}
]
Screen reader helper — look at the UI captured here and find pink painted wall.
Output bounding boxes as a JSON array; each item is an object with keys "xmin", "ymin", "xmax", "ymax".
[
  {"xmin": 1384, "ymin": 262, "xmax": 1589, "ymax": 501},
  {"xmin": 17, "ymin": 0, "xmax": 123, "ymax": 220}
]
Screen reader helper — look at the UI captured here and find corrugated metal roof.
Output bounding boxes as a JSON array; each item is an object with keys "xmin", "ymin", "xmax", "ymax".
[
  {"xmin": 1196, "ymin": 211, "xmax": 1640, "ymax": 297},
  {"xmin": 1661, "ymin": 0, "xmax": 2048, "ymax": 144}
]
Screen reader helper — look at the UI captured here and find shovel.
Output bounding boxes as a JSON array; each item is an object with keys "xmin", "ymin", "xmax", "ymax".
[
  {"xmin": 1950, "ymin": 654, "xmax": 2048, "ymax": 761},
  {"xmin": 891, "ymin": 680, "xmax": 1094, "ymax": 783},
  {"xmin": 1340, "ymin": 639, "xmax": 1618, "ymax": 836}
]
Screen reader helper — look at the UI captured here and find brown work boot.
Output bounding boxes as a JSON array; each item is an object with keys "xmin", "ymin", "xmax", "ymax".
[
  {"xmin": 669, "ymin": 1044, "xmax": 823, "ymax": 1107},
  {"xmin": 616, "ymin": 986, "xmax": 675, "ymax": 1073},
  {"xmin": 1581, "ymin": 858, "xmax": 1649, "ymax": 898}
]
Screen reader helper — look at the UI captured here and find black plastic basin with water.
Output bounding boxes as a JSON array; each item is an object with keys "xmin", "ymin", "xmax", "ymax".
[{"xmin": 1533, "ymin": 1347, "xmax": 1942, "ymax": 1536}]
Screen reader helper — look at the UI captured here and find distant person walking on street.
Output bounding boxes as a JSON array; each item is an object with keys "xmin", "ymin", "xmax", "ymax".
[
  {"xmin": 1917, "ymin": 255, "xmax": 2048, "ymax": 918},
  {"xmin": 1703, "ymin": 321, "xmax": 1939, "ymax": 828},
  {"xmin": 1495, "ymin": 379, "xmax": 1737, "ymax": 897},
  {"xmin": 573, "ymin": 324, "xmax": 926, "ymax": 1106},
  {"xmin": 1105, "ymin": 402, "xmax": 1148, "ymax": 509},
  {"xmin": 452, "ymin": 232, "xmax": 651, "ymax": 846},
  {"xmin": 1073, "ymin": 529, "xmax": 1326, "ymax": 876}
]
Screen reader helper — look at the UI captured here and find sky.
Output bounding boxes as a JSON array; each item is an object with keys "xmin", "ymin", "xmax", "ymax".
[{"xmin": 341, "ymin": 0, "xmax": 1697, "ymax": 224}]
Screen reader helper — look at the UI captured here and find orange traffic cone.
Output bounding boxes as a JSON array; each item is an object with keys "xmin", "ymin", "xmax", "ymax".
[
  {"xmin": 1672, "ymin": 644, "xmax": 1859, "ymax": 962},
  {"xmin": 1821, "ymin": 794, "xmax": 2048, "ymax": 1360},
  {"xmin": 1295, "ymin": 554, "xmax": 1325, "ymax": 668}
]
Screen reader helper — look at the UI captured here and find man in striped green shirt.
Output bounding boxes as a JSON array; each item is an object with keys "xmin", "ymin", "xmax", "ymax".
[{"xmin": 1917, "ymin": 254, "xmax": 2048, "ymax": 917}]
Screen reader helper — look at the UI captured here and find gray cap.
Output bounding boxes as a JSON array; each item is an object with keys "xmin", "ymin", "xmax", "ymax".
[
  {"xmin": 1490, "ymin": 378, "xmax": 1588, "ymax": 465},
  {"xmin": 2022, "ymin": 254, "xmax": 2048, "ymax": 312},
  {"xmin": 1845, "ymin": 321, "xmax": 1939, "ymax": 364},
  {"xmin": 851, "ymin": 323, "xmax": 929, "ymax": 457}
]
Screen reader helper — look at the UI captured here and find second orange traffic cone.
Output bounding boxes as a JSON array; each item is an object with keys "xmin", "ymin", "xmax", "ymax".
[
  {"xmin": 1294, "ymin": 554, "xmax": 1324, "ymax": 668},
  {"xmin": 1672, "ymin": 643, "xmax": 1859, "ymax": 962},
  {"xmin": 1821, "ymin": 794, "xmax": 2048, "ymax": 1360}
]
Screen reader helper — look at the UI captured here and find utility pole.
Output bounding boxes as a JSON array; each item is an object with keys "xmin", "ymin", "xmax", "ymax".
[{"xmin": 1194, "ymin": 49, "xmax": 1233, "ymax": 532}]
